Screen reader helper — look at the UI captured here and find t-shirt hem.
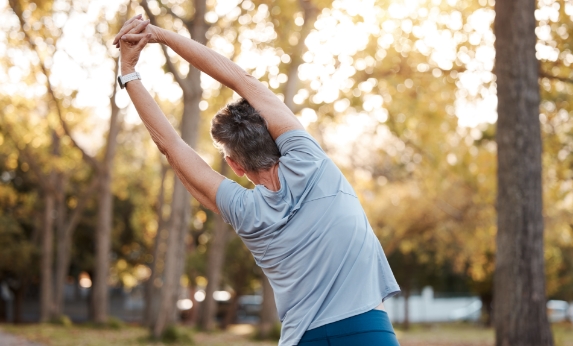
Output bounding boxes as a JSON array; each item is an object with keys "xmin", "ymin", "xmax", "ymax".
[
  {"xmin": 277, "ymin": 286, "xmax": 401, "ymax": 346},
  {"xmin": 307, "ymin": 287, "xmax": 401, "ymax": 331}
]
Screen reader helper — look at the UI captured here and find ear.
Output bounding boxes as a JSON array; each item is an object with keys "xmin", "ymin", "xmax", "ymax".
[{"xmin": 225, "ymin": 156, "xmax": 246, "ymax": 177}]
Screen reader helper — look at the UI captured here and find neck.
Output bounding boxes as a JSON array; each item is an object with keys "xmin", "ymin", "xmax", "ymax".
[{"xmin": 248, "ymin": 163, "xmax": 281, "ymax": 191}]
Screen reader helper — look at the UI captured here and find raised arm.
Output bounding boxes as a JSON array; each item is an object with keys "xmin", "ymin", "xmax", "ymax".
[
  {"xmin": 118, "ymin": 21, "xmax": 224, "ymax": 213},
  {"xmin": 115, "ymin": 21, "xmax": 304, "ymax": 140}
]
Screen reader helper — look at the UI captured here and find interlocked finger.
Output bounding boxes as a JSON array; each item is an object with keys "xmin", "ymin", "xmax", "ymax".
[
  {"xmin": 121, "ymin": 33, "xmax": 149, "ymax": 44},
  {"xmin": 136, "ymin": 33, "xmax": 152, "ymax": 50},
  {"xmin": 115, "ymin": 20, "xmax": 142, "ymax": 47},
  {"xmin": 127, "ymin": 19, "xmax": 150, "ymax": 35},
  {"xmin": 113, "ymin": 14, "xmax": 143, "ymax": 46},
  {"xmin": 115, "ymin": 19, "xmax": 149, "ymax": 48}
]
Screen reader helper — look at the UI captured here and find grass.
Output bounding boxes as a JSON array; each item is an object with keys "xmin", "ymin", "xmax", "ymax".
[
  {"xmin": 393, "ymin": 322, "xmax": 573, "ymax": 346},
  {"xmin": 0, "ymin": 323, "xmax": 276, "ymax": 346},
  {"xmin": 1, "ymin": 322, "xmax": 572, "ymax": 346}
]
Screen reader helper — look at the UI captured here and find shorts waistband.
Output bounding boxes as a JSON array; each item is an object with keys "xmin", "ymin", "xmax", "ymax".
[{"xmin": 300, "ymin": 309, "xmax": 395, "ymax": 342}]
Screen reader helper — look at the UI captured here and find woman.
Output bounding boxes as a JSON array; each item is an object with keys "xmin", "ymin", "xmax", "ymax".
[{"xmin": 114, "ymin": 15, "xmax": 400, "ymax": 346}]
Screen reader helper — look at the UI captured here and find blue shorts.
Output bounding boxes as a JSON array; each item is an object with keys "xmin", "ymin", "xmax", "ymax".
[{"xmin": 297, "ymin": 310, "xmax": 400, "ymax": 346}]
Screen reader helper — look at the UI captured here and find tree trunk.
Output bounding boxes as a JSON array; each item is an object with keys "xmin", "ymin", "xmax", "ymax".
[
  {"xmin": 13, "ymin": 283, "xmax": 25, "ymax": 324},
  {"xmin": 92, "ymin": 167, "xmax": 113, "ymax": 323},
  {"xmin": 168, "ymin": 0, "xmax": 207, "ymax": 323},
  {"xmin": 0, "ymin": 289, "xmax": 5, "ymax": 323},
  {"xmin": 145, "ymin": 164, "xmax": 169, "ymax": 327},
  {"xmin": 259, "ymin": 275, "xmax": 278, "ymax": 338},
  {"xmin": 153, "ymin": 183, "xmax": 189, "ymax": 337},
  {"xmin": 40, "ymin": 130, "xmax": 60, "ymax": 322},
  {"xmin": 403, "ymin": 284, "xmax": 410, "ymax": 330},
  {"xmin": 53, "ymin": 179, "xmax": 96, "ymax": 317},
  {"xmin": 255, "ymin": 1, "xmax": 319, "ymax": 335},
  {"xmin": 53, "ymin": 174, "xmax": 67, "ymax": 318},
  {"xmin": 481, "ymin": 292, "xmax": 493, "ymax": 327},
  {"xmin": 40, "ymin": 190, "xmax": 55, "ymax": 322},
  {"xmin": 493, "ymin": 0, "xmax": 554, "ymax": 345},
  {"xmin": 143, "ymin": 0, "xmax": 207, "ymax": 336},
  {"xmin": 91, "ymin": 57, "xmax": 122, "ymax": 324},
  {"xmin": 199, "ymin": 162, "xmax": 229, "ymax": 331},
  {"xmin": 222, "ymin": 290, "xmax": 240, "ymax": 329}
]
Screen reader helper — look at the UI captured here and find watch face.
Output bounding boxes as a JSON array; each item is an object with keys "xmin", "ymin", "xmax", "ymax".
[{"xmin": 118, "ymin": 75, "xmax": 125, "ymax": 89}]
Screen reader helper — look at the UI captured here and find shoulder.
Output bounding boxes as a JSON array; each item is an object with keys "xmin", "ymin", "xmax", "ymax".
[{"xmin": 275, "ymin": 130, "xmax": 327, "ymax": 160}]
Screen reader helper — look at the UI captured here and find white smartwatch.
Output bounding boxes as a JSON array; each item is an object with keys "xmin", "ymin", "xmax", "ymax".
[{"xmin": 117, "ymin": 71, "xmax": 141, "ymax": 89}]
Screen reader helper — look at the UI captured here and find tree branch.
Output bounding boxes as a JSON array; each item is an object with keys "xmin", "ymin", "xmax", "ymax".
[
  {"xmin": 141, "ymin": 0, "xmax": 186, "ymax": 86},
  {"xmin": 8, "ymin": 0, "xmax": 100, "ymax": 171},
  {"xmin": 156, "ymin": 0, "xmax": 193, "ymax": 27},
  {"xmin": 63, "ymin": 175, "xmax": 99, "ymax": 241},
  {"xmin": 18, "ymin": 144, "xmax": 52, "ymax": 193},
  {"xmin": 539, "ymin": 69, "xmax": 573, "ymax": 84}
]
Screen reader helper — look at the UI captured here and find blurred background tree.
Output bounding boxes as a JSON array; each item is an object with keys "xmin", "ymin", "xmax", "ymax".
[{"xmin": 0, "ymin": 0, "xmax": 572, "ymax": 344}]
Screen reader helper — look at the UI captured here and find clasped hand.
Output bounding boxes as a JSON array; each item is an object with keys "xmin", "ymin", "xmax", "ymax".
[{"xmin": 114, "ymin": 14, "xmax": 162, "ymax": 74}]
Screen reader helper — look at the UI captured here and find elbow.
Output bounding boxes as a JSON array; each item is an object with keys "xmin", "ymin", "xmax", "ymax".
[
  {"xmin": 156, "ymin": 143, "xmax": 168, "ymax": 156},
  {"xmin": 149, "ymin": 133, "xmax": 172, "ymax": 156}
]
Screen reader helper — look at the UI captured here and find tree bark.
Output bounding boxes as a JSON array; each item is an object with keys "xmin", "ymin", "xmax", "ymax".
[
  {"xmin": 53, "ymin": 178, "xmax": 97, "ymax": 317},
  {"xmin": 13, "ymin": 283, "xmax": 25, "ymax": 324},
  {"xmin": 53, "ymin": 174, "xmax": 67, "ymax": 318},
  {"xmin": 153, "ymin": 182, "xmax": 188, "ymax": 337},
  {"xmin": 91, "ymin": 58, "xmax": 122, "ymax": 324},
  {"xmin": 402, "ymin": 283, "xmax": 410, "ymax": 330},
  {"xmin": 40, "ymin": 178, "xmax": 56, "ymax": 322},
  {"xmin": 493, "ymin": 0, "xmax": 554, "ymax": 345},
  {"xmin": 91, "ymin": 172, "xmax": 113, "ymax": 323},
  {"xmin": 145, "ymin": 164, "xmax": 169, "ymax": 327},
  {"xmin": 222, "ymin": 290, "xmax": 240, "ymax": 329},
  {"xmin": 142, "ymin": 0, "xmax": 207, "ymax": 336},
  {"xmin": 258, "ymin": 275, "xmax": 278, "ymax": 338},
  {"xmin": 199, "ymin": 161, "xmax": 230, "ymax": 331}
]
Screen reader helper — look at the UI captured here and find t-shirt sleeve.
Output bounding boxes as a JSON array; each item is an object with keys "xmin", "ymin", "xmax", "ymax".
[
  {"xmin": 216, "ymin": 179, "xmax": 253, "ymax": 232},
  {"xmin": 275, "ymin": 130, "xmax": 327, "ymax": 161},
  {"xmin": 216, "ymin": 179, "xmax": 279, "ymax": 259}
]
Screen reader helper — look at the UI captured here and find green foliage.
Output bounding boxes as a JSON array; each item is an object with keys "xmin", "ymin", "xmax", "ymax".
[
  {"xmin": 1, "ymin": 0, "xmax": 573, "ymax": 326},
  {"xmin": 106, "ymin": 317, "xmax": 125, "ymax": 330},
  {"xmin": 253, "ymin": 322, "xmax": 282, "ymax": 341},
  {"xmin": 159, "ymin": 325, "xmax": 194, "ymax": 344},
  {"xmin": 49, "ymin": 315, "xmax": 73, "ymax": 327}
]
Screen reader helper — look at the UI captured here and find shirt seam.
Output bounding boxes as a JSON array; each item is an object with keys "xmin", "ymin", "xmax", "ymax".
[
  {"xmin": 338, "ymin": 190, "xmax": 358, "ymax": 198},
  {"xmin": 300, "ymin": 189, "xmax": 357, "ymax": 205}
]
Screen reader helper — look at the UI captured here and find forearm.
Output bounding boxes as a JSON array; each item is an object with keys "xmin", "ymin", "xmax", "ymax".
[
  {"xmin": 159, "ymin": 30, "xmax": 248, "ymax": 92},
  {"xmin": 158, "ymin": 29, "xmax": 303, "ymax": 139},
  {"xmin": 123, "ymin": 77, "xmax": 179, "ymax": 154},
  {"xmin": 124, "ymin": 77, "xmax": 223, "ymax": 212}
]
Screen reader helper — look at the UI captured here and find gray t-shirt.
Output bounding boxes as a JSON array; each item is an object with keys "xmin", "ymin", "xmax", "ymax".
[{"xmin": 216, "ymin": 130, "xmax": 400, "ymax": 346}]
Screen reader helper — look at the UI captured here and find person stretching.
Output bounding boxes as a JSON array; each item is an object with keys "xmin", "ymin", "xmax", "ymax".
[{"xmin": 114, "ymin": 15, "xmax": 400, "ymax": 346}]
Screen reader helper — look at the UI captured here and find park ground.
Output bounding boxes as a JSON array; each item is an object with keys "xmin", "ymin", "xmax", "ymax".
[{"xmin": 1, "ymin": 323, "xmax": 573, "ymax": 346}]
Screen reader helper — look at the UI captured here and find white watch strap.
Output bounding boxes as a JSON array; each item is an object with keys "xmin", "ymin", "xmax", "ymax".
[{"xmin": 119, "ymin": 72, "xmax": 141, "ymax": 88}]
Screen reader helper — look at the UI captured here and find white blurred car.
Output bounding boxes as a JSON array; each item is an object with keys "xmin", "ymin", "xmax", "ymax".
[{"xmin": 547, "ymin": 300, "xmax": 569, "ymax": 323}]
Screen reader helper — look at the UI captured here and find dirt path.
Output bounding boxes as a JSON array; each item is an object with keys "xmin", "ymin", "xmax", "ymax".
[{"xmin": 0, "ymin": 331, "xmax": 43, "ymax": 346}]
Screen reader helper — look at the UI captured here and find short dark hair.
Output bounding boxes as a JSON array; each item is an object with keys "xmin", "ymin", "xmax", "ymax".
[{"xmin": 210, "ymin": 98, "xmax": 281, "ymax": 172}]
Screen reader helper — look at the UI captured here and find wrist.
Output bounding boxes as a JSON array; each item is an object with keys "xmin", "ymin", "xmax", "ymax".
[
  {"xmin": 157, "ymin": 28, "xmax": 171, "ymax": 46},
  {"xmin": 121, "ymin": 65, "xmax": 136, "ymax": 75}
]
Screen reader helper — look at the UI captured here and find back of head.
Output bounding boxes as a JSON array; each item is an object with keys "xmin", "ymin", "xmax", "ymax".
[{"xmin": 211, "ymin": 98, "xmax": 281, "ymax": 172}]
